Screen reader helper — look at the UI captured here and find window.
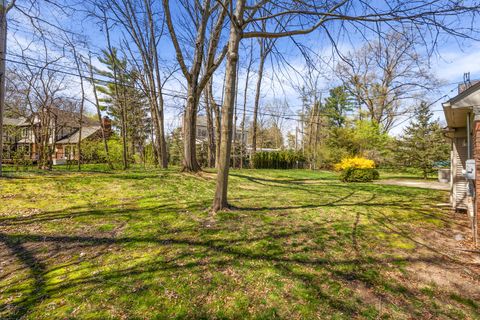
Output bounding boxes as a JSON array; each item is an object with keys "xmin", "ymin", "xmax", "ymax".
[{"xmin": 64, "ymin": 145, "xmax": 76, "ymax": 159}]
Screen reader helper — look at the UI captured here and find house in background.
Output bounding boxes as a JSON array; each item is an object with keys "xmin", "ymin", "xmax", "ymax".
[
  {"xmin": 2, "ymin": 116, "xmax": 32, "ymax": 160},
  {"xmin": 2, "ymin": 109, "xmax": 111, "ymax": 164},
  {"xmin": 442, "ymin": 79, "xmax": 480, "ymax": 243},
  {"xmin": 182, "ymin": 115, "xmax": 248, "ymax": 145}
]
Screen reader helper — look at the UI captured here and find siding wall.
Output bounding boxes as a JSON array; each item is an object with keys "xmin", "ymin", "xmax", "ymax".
[{"xmin": 452, "ymin": 135, "xmax": 468, "ymax": 209}]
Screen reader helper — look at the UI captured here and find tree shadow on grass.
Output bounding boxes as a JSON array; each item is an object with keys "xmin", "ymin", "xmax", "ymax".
[
  {"xmin": 0, "ymin": 234, "xmax": 48, "ymax": 319},
  {"xmin": 230, "ymin": 172, "xmax": 437, "ymax": 200},
  {"xmin": 1, "ymin": 218, "xmax": 477, "ymax": 319},
  {"xmin": 1, "ymin": 172, "xmax": 475, "ymax": 318}
]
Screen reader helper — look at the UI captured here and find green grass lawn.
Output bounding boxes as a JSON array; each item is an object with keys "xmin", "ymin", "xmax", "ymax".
[{"xmin": 0, "ymin": 166, "xmax": 479, "ymax": 319}]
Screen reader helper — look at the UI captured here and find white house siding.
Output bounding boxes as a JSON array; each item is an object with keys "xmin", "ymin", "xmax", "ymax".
[{"xmin": 452, "ymin": 135, "xmax": 468, "ymax": 209}]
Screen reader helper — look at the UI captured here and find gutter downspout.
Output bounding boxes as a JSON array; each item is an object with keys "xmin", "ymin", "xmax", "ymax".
[{"xmin": 467, "ymin": 112, "xmax": 472, "ymax": 159}]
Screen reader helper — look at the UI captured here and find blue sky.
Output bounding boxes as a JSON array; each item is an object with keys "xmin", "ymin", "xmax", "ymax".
[{"xmin": 6, "ymin": 0, "xmax": 480, "ymax": 137}]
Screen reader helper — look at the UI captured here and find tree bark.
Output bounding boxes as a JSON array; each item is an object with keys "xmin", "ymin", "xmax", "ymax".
[
  {"xmin": 0, "ymin": 2, "xmax": 8, "ymax": 176},
  {"xmin": 240, "ymin": 42, "xmax": 254, "ymax": 169},
  {"xmin": 182, "ymin": 87, "xmax": 201, "ymax": 172},
  {"xmin": 72, "ymin": 50, "xmax": 84, "ymax": 172},
  {"xmin": 204, "ymin": 86, "xmax": 216, "ymax": 167},
  {"xmin": 209, "ymin": 80, "xmax": 221, "ymax": 169},
  {"xmin": 103, "ymin": 12, "xmax": 128, "ymax": 169},
  {"xmin": 163, "ymin": 0, "xmax": 228, "ymax": 172},
  {"xmin": 212, "ymin": 0, "xmax": 245, "ymax": 212},
  {"xmin": 147, "ymin": 1, "xmax": 168, "ymax": 168},
  {"xmin": 251, "ymin": 45, "xmax": 265, "ymax": 157}
]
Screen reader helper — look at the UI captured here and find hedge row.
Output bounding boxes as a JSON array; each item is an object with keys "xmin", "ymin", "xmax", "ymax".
[{"xmin": 252, "ymin": 151, "xmax": 306, "ymax": 169}]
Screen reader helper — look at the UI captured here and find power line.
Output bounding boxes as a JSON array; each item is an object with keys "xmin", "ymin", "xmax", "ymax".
[
  {"xmin": 388, "ymin": 89, "xmax": 456, "ymax": 130},
  {"xmin": 4, "ymin": 55, "xmax": 454, "ymax": 130}
]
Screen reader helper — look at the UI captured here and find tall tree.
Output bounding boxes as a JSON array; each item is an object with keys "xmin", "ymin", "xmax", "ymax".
[
  {"xmin": 212, "ymin": 0, "xmax": 245, "ymax": 211},
  {"xmin": 397, "ymin": 102, "xmax": 449, "ymax": 179},
  {"xmin": 96, "ymin": 49, "xmax": 146, "ymax": 166},
  {"xmin": 11, "ymin": 38, "xmax": 68, "ymax": 170},
  {"xmin": 203, "ymin": 81, "xmax": 216, "ymax": 167},
  {"xmin": 240, "ymin": 40, "xmax": 254, "ymax": 169},
  {"xmin": 337, "ymin": 31, "xmax": 436, "ymax": 132},
  {"xmin": 213, "ymin": 0, "xmax": 480, "ymax": 211},
  {"xmin": 102, "ymin": 0, "xmax": 169, "ymax": 168},
  {"xmin": 62, "ymin": 31, "xmax": 87, "ymax": 171},
  {"xmin": 251, "ymin": 10, "xmax": 278, "ymax": 156},
  {"xmin": 0, "ymin": 0, "xmax": 16, "ymax": 176},
  {"xmin": 87, "ymin": 54, "xmax": 113, "ymax": 169},
  {"xmin": 324, "ymin": 85, "xmax": 353, "ymax": 128},
  {"xmin": 163, "ymin": 0, "xmax": 230, "ymax": 172}
]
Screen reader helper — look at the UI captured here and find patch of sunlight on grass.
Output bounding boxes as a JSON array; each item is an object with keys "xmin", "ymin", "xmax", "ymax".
[{"xmin": 0, "ymin": 165, "xmax": 475, "ymax": 319}]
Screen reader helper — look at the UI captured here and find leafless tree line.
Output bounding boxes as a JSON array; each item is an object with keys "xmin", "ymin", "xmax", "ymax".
[{"xmin": 1, "ymin": 0, "xmax": 480, "ymax": 212}]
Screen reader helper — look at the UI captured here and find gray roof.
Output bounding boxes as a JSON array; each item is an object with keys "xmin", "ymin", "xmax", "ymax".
[
  {"xmin": 56, "ymin": 126, "xmax": 101, "ymax": 144},
  {"xmin": 448, "ymin": 81, "xmax": 480, "ymax": 104},
  {"xmin": 4, "ymin": 117, "xmax": 29, "ymax": 126}
]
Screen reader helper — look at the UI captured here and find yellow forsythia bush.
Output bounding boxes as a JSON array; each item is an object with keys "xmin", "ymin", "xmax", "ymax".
[{"xmin": 334, "ymin": 156, "xmax": 375, "ymax": 171}]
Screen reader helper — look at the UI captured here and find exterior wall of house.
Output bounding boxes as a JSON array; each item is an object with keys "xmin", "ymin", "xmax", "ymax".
[
  {"xmin": 451, "ymin": 130, "xmax": 469, "ymax": 209},
  {"xmin": 55, "ymin": 144, "xmax": 78, "ymax": 160},
  {"xmin": 2, "ymin": 124, "xmax": 34, "ymax": 161},
  {"xmin": 474, "ymin": 117, "xmax": 480, "ymax": 240}
]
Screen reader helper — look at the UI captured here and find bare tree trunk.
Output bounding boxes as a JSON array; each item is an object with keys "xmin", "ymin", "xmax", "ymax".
[
  {"xmin": 182, "ymin": 87, "xmax": 201, "ymax": 171},
  {"xmin": 155, "ymin": 86, "xmax": 168, "ymax": 168},
  {"xmin": 204, "ymin": 89, "xmax": 216, "ymax": 167},
  {"xmin": 0, "ymin": 0, "xmax": 14, "ymax": 176},
  {"xmin": 149, "ymin": 100, "xmax": 161, "ymax": 165},
  {"xmin": 0, "ymin": 5, "xmax": 5, "ymax": 176},
  {"xmin": 209, "ymin": 80, "xmax": 221, "ymax": 169},
  {"xmin": 88, "ymin": 54, "xmax": 113, "ymax": 169},
  {"xmin": 104, "ymin": 12, "xmax": 128, "ymax": 170},
  {"xmin": 147, "ymin": 1, "xmax": 168, "ymax": 168},
  {"xmin": 120, "ymin": 91, "xmax": 128, "ymax": 170},
  {"xmin": 163, "ymin": 0, "xmax": 229, "ymax": 172},
  {"xmin": 110, "ymin": 0, "xmax": 168, "ymax": 168},
  {"xmin": 72, "ymin": 50, "xmax": 84, "ymax": 171},
  {"xmin": 251, "ymin": 45, "xmax": 265, "ymax": 157},
  {"xmin": 150, "ymin": 119, "xmax": 158, "ymax": 165},
  {"xmin": 312, "ymin": 101, "xmax": 320, "ymax": 170},
  {"xmin": 212, "ymin": 0, "xmax": 245, "ymax": 212},
  {"xmin": 240, "ymin": 42, "xmax": 254, "ymax": 169},
  {"xmin": 232, "ymin": 62, "xmax": 239, "ymax": 168}
]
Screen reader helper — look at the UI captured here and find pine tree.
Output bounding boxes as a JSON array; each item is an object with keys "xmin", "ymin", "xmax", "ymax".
[
  {"xmin": 398, "ymin": 102, "xmax": 449, "ymax": 179},
  {"xmin": 95, "ymin": 49, "xmax": 149, "ymax": 165},
  {"xmin": 324, "ymin": 85, "xmax": 353, "ymax": 127}
]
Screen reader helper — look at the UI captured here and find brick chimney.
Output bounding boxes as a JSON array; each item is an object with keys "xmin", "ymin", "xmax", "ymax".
[{"xmin": 102, "ymin": 116, "xmax": 112, "ymax": 137}]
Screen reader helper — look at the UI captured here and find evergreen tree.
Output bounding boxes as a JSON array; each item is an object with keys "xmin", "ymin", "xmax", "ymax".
[
  {"xmin": 398, "ymin": 102, "xmax": 449, "ymax": 179},
  {"xmin": 324, "ymin": 86, "xmax": 353, "ymax": 127},
  {"xmin": 95, "ymin": 49, "xmax": 149, "ymax": 165}
]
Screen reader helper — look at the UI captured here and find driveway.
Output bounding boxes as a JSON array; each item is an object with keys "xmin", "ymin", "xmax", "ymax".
[{"xmin": 375, "ymin": 179, "xmax": 450, "ymax": 191}]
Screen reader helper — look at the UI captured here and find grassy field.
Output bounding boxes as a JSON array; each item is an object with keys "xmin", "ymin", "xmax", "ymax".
[{"xmin": 0, "ymin": 166, "xmax": 479, "ymax": 319}]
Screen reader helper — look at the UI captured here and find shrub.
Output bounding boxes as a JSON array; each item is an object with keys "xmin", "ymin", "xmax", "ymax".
[
  {"xmin": 340, "ymin": 167, "xmax": 380, "ymax": 182},
  {"xmin": 334, "ymin": 156, "xmax": 375, "ymax": 171},
  {"xmin": 79, "ymin": 138, "xmax": 125, "ymax": 166},
  {"xmin": 12, "ymin": 148, "xmax": 33, "ymax": 170},
  {"xmin": 335, "ymin": 156, "xmax": 379, "ymax": 182},
  {"xmin": 252, "ymin": 151, "xmax": 306, "ymax": 169}
]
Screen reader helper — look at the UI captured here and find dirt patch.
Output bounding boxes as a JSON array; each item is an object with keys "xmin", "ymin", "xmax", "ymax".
[{"xmin": 402, "ymin": 213, "xmax": 480, "ymax": 297}]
